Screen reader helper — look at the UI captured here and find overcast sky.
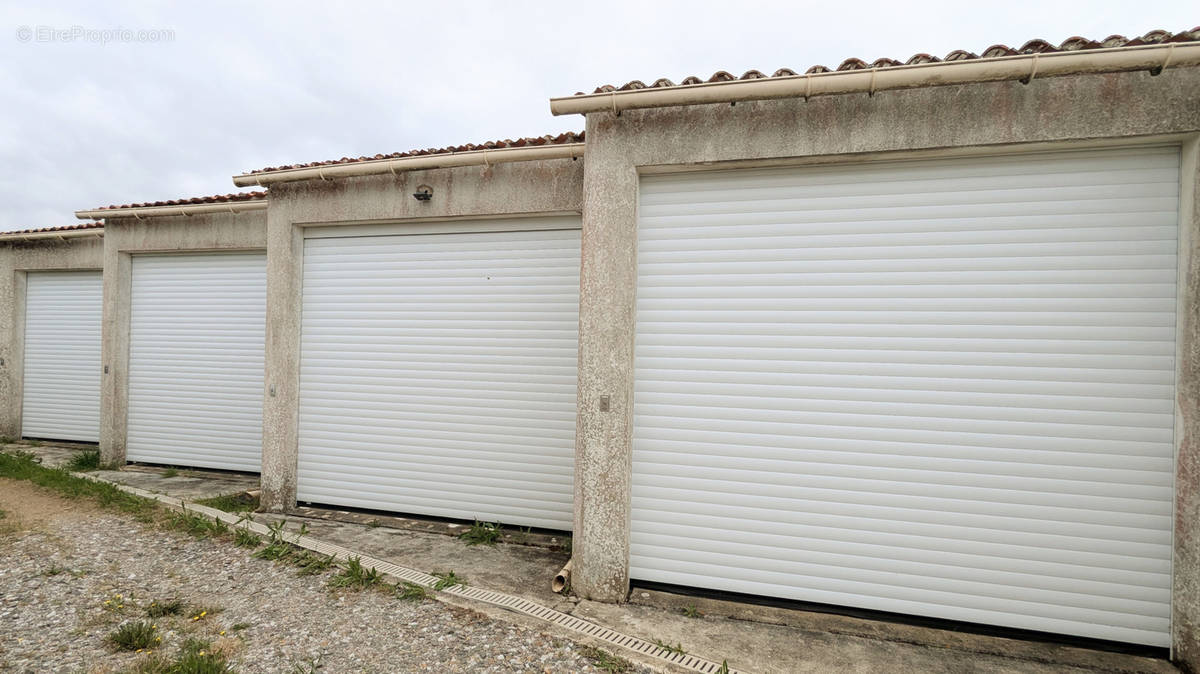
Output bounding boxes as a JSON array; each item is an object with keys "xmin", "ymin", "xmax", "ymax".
[{"xmin": 0, "ymin": 1, "xmax": 1195, "ymax": 229}]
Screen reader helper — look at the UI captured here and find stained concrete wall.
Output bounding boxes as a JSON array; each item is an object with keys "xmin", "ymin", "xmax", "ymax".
[
  {"xmin": 259, "ymin": 158, "xmax": 585, "ymax": 511},
  {"xmin": 573, "ymin": 66, "xmax": 1200, "ymax": 665},
  {"xmin": 0, "ymin": 235, "xmax": 105, "ymax": 439},
  {"xmin": 98, "ymin": 211, "xmax": 267, "ymax": 467}
]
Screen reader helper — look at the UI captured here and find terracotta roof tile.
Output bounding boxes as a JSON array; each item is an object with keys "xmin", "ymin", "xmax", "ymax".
[
  {"xmin": 242, "ymin": 132, "xmax": 585, "ymax": 176},
  {"xmin": 96, "ymin": 191, "xmax": 267, "ymax": 211},
  {"xmin": 580, "ymin": 27, "xmax": 1200, "ymax": 94},
  {"xmin": 3, "ymin": 222, "xmax": 104, "ymax": 236}
]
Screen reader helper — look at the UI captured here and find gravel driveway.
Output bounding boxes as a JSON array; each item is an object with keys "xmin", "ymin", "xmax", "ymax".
[{"xmin": 0, "ymin": 478, "xmax": 644, "ymax": 673}]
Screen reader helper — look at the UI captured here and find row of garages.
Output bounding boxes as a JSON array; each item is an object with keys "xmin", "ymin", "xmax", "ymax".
[{"xmin": 3, "ymin": 36, "xmax": 1199, "ymax": 660}]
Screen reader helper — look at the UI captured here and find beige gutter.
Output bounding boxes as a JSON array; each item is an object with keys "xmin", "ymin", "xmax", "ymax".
[
  {"xmin": 550, "ymin": 42, "xmax": 1200, "ymax": 115},
  {"xmin": 232, "ymin": 142, "xmax": 586, "ymax": 187},
  {"xmin": 0, "ymin": 229, "xmax": 104, "ymax": 242},
  {"xmin": 74, "ymin": 199, "xmax": 267, "ymax": 220}
]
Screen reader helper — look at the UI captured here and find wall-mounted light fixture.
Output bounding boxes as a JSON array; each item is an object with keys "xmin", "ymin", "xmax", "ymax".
[{"xmin": 413, "ymin": 185, "xmax": 433, "ymax": 201}]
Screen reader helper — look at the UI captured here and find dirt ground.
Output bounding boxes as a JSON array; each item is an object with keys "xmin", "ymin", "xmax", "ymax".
[{"xmin": 0, "ymin": 478, "xmax": 648, "ymax": 674}]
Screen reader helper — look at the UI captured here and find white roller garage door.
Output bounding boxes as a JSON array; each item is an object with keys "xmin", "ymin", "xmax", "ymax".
[
  {"xmin": 21, "ymin": 270, "xmax": 102, "ymax": 442},
  {"xmin": 127, "ymin": 252, "xmax": 266, "ymax": 472},
  {"xmin": 299, "ymin": 218, "xmax": 580, "ymax": 530},
  {"xmin": 632, "ymin": 146, "xmax": 1179, "ymax": 646}
]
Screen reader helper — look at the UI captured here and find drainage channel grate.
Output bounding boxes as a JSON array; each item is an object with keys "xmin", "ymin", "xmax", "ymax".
[{"xmin": 87, "ymin": 478, "xmax": 744, "ymax": 674}]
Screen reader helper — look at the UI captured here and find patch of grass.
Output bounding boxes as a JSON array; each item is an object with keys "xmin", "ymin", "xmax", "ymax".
[
  {"xmin": 146, "ymin": 599, "xmax": 185, "ymax": 618},
  {"xmin": 652, "ymin": 639, "xmax": 686, "ymax": 655},
  {"xmin": 327, "ymin": 556, "xmax": 381, "ymax": 590},
  {"xmin": 229, "ymin": 622, "xmax": 251, "ymax": 632},
  {"xmin": 166, "ymin": 637, "xmax": 230, "ymax": 674},
  {"xmin": 292, "ymin": 551, "xmax": 334, "ymax": 576},
  {"xmin": 0, "ymin": 451, "xmax": 157, "ymax": 521},
  {"xmin": 165, "ymin": 508, "xmax": 228, "ymax": 539},
  {"xmin": 65, "ymin": 450, "xmax": 100, "ymax": 472},
  {"xmin": 161, "ymin": 468, "xmax": 179, "ymax": 478},
  {"xmin": 579, "ymin": 646, "xmax": 632, "ymax": 673},
  {"xmin": 102, "ymin": 593, "xmax": 128, "ymax": 612},
  {"xmin": 394, "ymin": 581, "xmax": 430, "ymax": 602},
  {"xmin": 458, "ymin": 519, "xmax": 502, "ymax": 546},
  {"xmin": 366, "ymin": 518, "xmax": 381, "ymax": 528},
  {"xmin": 195, "ymin": 493, "xmax": 258, "ymax": 513},
  {"xmin": 716, "ymin": 660, "xmax": 730, "ymax": 674},
  {"xmin": 106, "ymin": 620, "xmax": 160, "ymax": 652},
  {"xmin": 252, "ymin": 539, "xmax": 293, "ymax": 562},
  {"xmin": 124, "ymin": 654, "xmax": 172, "ymax": 674},
  {"xmin": 233, "ymin": 527, "xmax": 260, "ymax": 548},
  {"xmin": 431, "ymin": 570, "xmax": 466, "ymax": 591},
  {"xmin": 41, "ymin": 562, "xmax": 65, "ymax": 577},
  {"xmin": 681, "ymin": 604, "xmax": 703, "ymax": 619}
]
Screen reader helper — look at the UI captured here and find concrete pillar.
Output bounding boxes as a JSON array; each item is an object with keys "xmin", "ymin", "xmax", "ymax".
[
  {"xmin": 0, "ymin": 249, "xmax": 22, "ymax": 441},
  {"xmin": 573, "ymin": 111, "xmax": 637, "ymax": 602},
  {"xmin": 1173, "ymin": 136, "xmax": 1200, "ymax": 669},
  {"xmin": 99, "ymin": 249, "xmax": 130, "ymax": 467},
  {"xmin": 260, "ymin": 212, "xmax": 303, "ymax": 511}
]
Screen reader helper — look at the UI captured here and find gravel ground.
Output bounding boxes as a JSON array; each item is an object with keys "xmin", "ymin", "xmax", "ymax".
[{"xmin": 0, "ymin": 479, "xmax": 647, "ymax": 673}]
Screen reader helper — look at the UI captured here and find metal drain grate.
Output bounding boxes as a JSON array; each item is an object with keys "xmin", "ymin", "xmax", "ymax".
[{"xmin": 88, "ymin": 477, "xmax": 744, "ymax": 674}]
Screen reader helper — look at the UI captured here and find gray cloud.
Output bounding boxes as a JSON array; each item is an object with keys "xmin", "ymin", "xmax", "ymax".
[{"xmin": 0, "ymin": 0, "xmax": 1194, "ymax": 228}]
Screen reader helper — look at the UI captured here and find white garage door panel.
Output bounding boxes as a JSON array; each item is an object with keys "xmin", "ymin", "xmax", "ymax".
[
  {"xmin": 127, "ymin": 253, "xmax": 266, "ymax": 472},
  {"xmin": 632, "ymin": 146, "xmax": 1179, "ymax": 646},
  {"xmin": 299, "ymin": 222, "xmax": 580, "ymax": 530},
  {"xmin": 21, "ymin": 271, "xmax": 102, "ymax": 442}
]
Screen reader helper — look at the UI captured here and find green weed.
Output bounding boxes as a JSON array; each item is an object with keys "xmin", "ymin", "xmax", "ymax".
[
  {"xmin": 165, "ymin": 508, "xmax": 228, "ymax": 539},
  {"xmin": 458, "ymin": 519, "xmax": 502, "ymax": 546},
  {"xmin": 195, "ymin": 493, "xmax": 258, "ymax": 513},
  {"xmin": 292, "ymin": 551, "xmax": 334, "ymax": 576},
  {"xmin": 234, "ymin": 528, "xmax": 260, "ymax": 548},
  {"xmin": 106, "ymin": 620, "xmax": 159, "ymax": 652},
  {"xmin": 65, "ymin": 450, "xmax": 100, "ymax": 472},
  {"xmin": 578, "ymin": 646, "xmax": 632, "ymax": 673},
  {"xmin": 167, "ymin": 638, "xmax": 230, "ymax": 673},
  {"xmin": 327, "ymin": 556, "xmax": 381, "ymax": 590},
  {"xmin": 431, "ymin": 570, "xmax": 466, "ymax": 591},
  {"xmin": 146, "ymin": 599, "xmax": 185, "ymax": 618},
  {"xmin": 652, "ymin": 639, "xmax": 686, "ymax": 655},
  {"xmin": 394, "ymin": 581, "xmax": 429, "ymax": 602}
]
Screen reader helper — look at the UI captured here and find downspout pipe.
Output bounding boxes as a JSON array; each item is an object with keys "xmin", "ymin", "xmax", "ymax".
[
  {"xmin": 553, "ymin": 557, "xmax": 573, "ymax": 594},
  {"xmin": 231, "ymin": 143, "xmax": 586, "ymax": 187},
  {"xmin": 550, "ymin": 43, "xmax": 1200, "ymax": 115},
  {"xmin": 74, "ymin": 200, "xmax": 267, "ymax": 221}
]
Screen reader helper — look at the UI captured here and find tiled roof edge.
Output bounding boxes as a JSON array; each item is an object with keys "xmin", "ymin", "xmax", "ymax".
[{"xmin": 581, "ymin": 27, "xmax": 1200, "ymax": 94}]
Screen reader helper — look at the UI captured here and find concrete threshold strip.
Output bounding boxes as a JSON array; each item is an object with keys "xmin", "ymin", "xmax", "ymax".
[{"xmin": 78, "ymin": 474, "xmax": 743, "ymax": 674}]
